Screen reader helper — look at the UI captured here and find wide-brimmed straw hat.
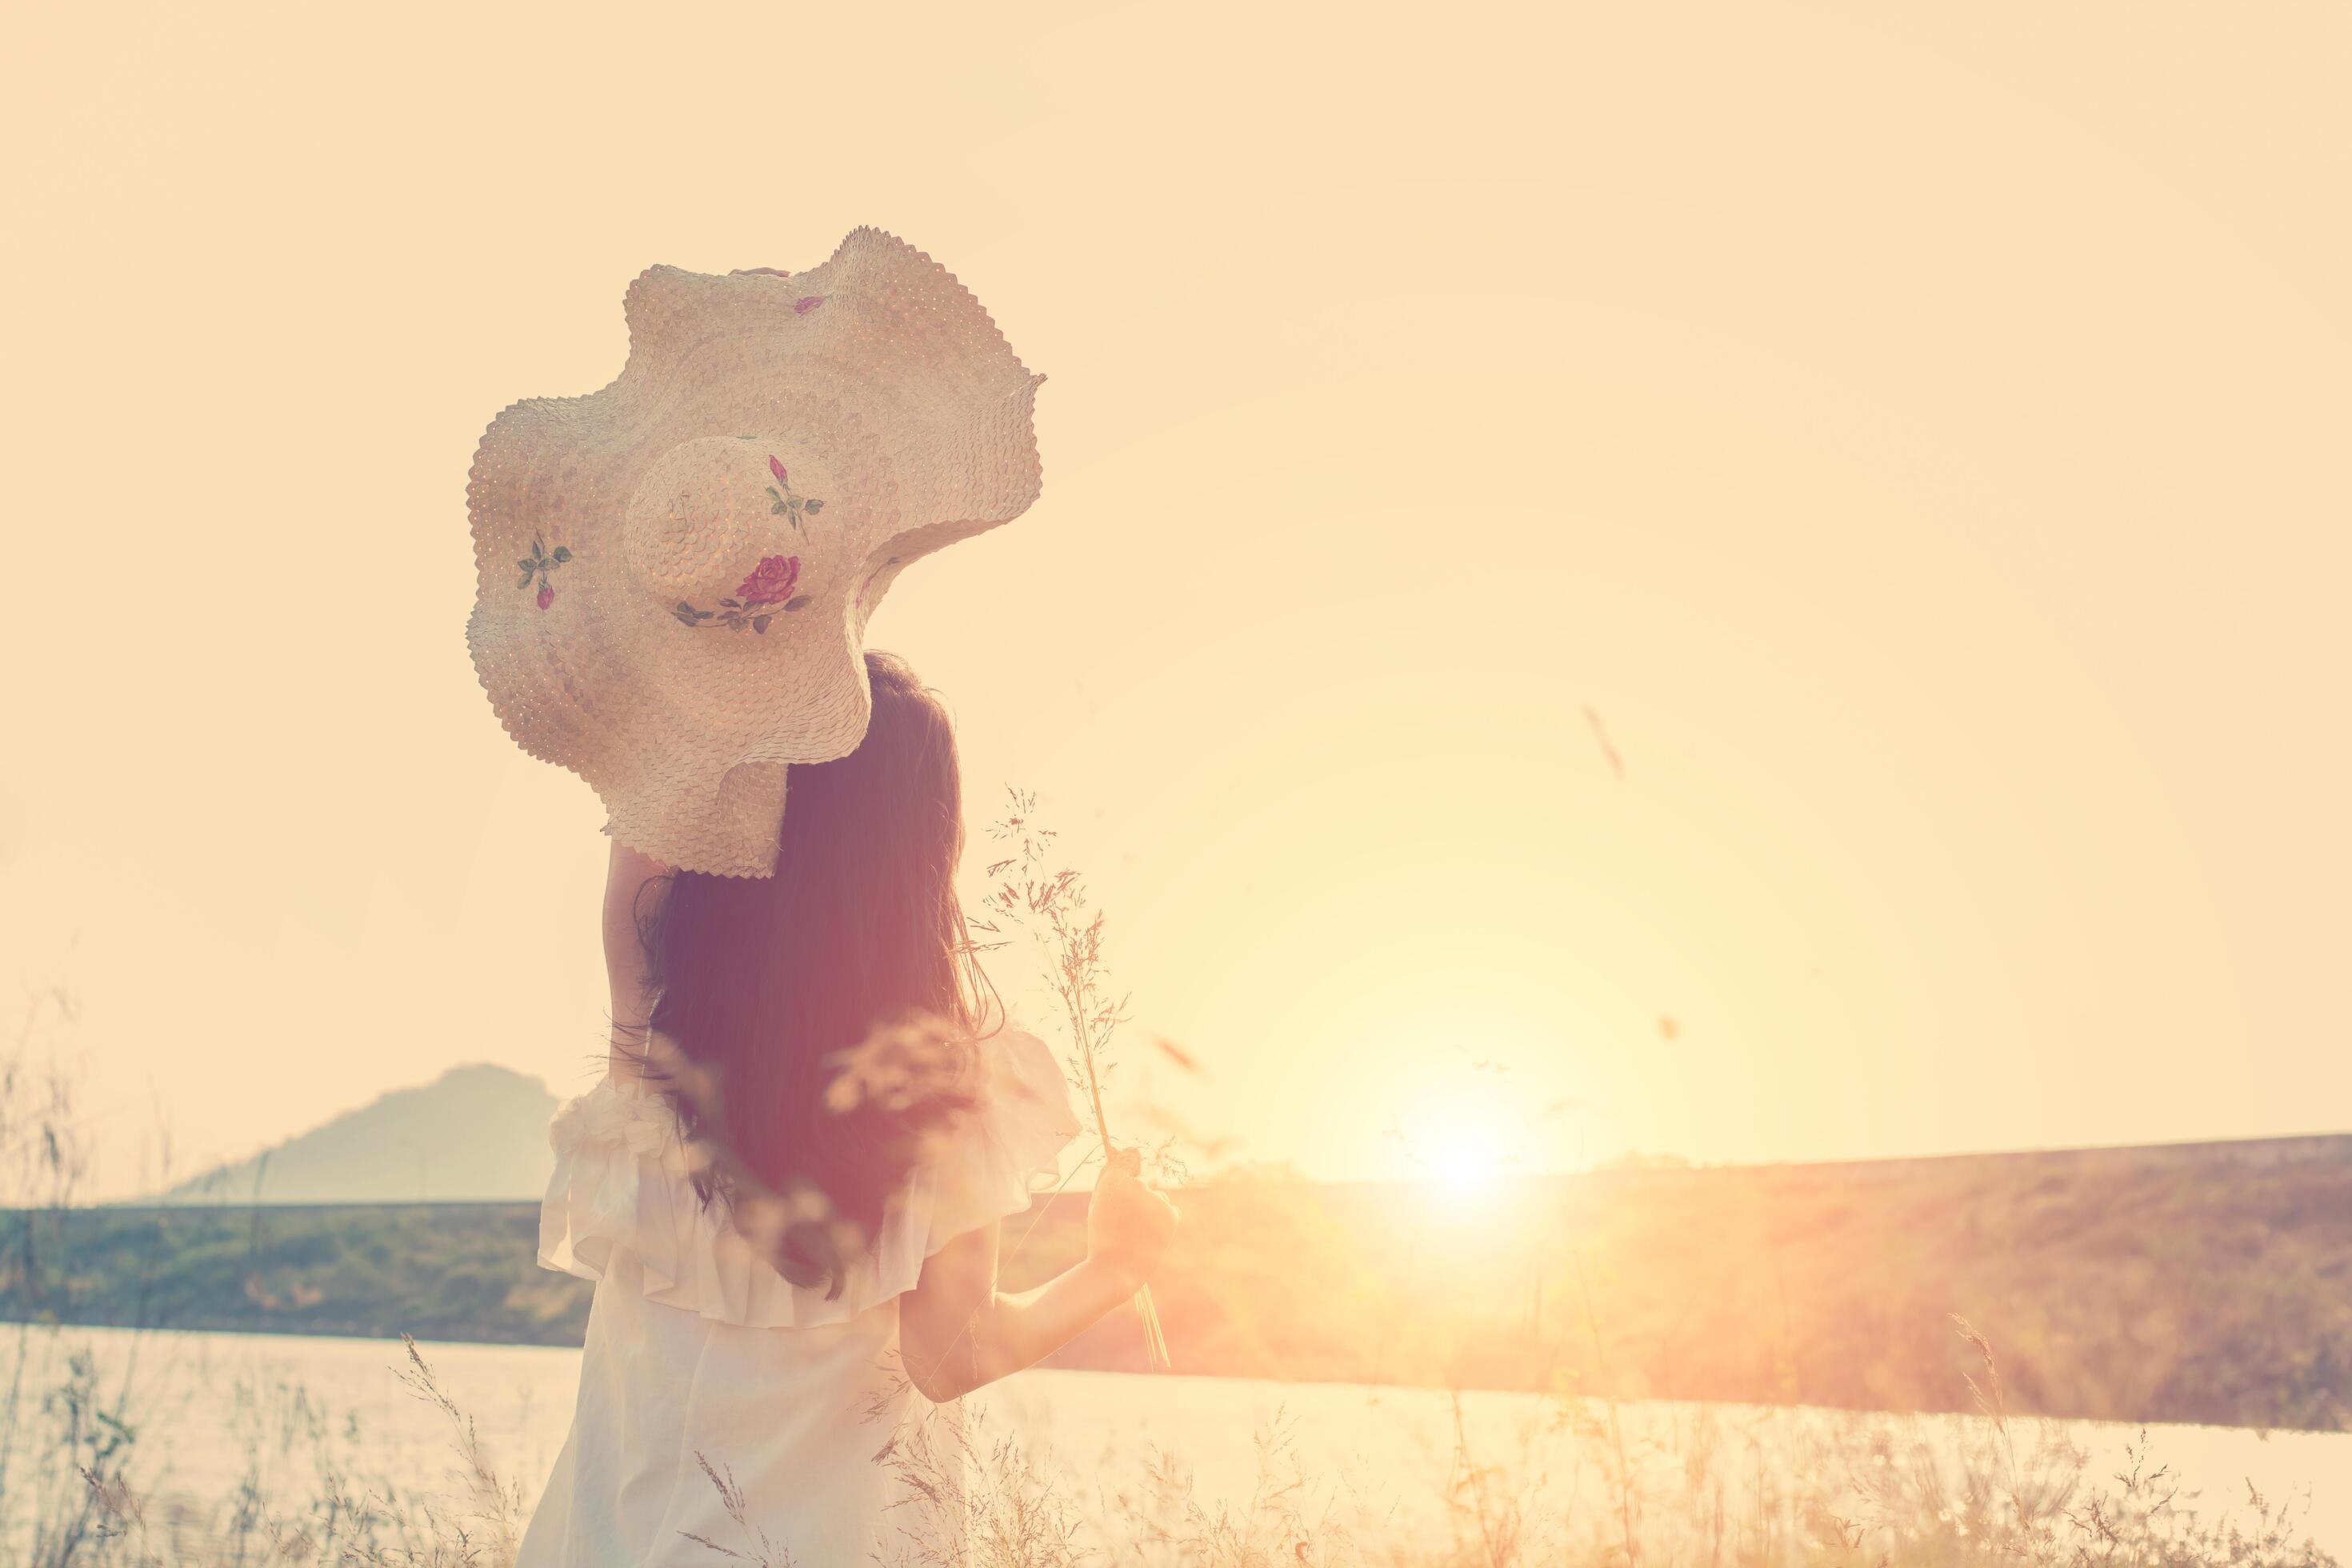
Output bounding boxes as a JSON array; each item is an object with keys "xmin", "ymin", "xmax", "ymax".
[{"xmin": 465, "ymin": 226, "xmax": 1044, "ymax": 877}]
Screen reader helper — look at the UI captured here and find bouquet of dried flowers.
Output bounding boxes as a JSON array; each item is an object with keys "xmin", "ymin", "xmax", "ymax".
[{"xmin": 972, "ymin": 788, "xmax": 1172, "ymax": 1371}]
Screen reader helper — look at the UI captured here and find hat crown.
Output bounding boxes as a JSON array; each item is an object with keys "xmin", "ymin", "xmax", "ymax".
[{"xmin": 622, "ymin": 437, "xmax": 838, "ymax": 613}]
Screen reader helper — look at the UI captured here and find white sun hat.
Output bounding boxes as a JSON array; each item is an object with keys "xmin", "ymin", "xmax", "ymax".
[{"xmin": 465, "ymin": 226, "xmax": 1045, "ymax": 877}]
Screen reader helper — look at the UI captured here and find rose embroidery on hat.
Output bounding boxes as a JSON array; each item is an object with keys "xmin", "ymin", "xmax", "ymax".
[
  {"xmin": 674, "ymin": 554, "xmax": 813, "ymax": 633},
  {"xmin": 737, "ymin": 554, "xmax": 799, "ymax": 604},
  {"xmin": 517, "ymin": 536, "xmax": 574, "ymax": 610},
  {"xmin": 766, "ymin": 456, "xmax": 826, "ymax": 534}
]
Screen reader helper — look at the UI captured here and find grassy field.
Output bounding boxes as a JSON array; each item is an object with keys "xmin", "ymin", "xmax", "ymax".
[
  {"xmin": 12, "ymin": 1131, "xmax": 2346, "ymax": 1434},
  {"xmin": 15, "ymin": 1323, "xmax": 2340, "ymax": 1566}
]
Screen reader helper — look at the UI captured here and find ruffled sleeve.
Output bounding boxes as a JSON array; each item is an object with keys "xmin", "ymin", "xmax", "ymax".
[
  {"xmin": 537, "ymin": 1069, "xmax": 683, "ymax": 1285},
  {"xmin": 898, "ymin": 1026, "xmax": 1087, "ymax": 1258},
  {"xmin": 534, "ymin": 1026, "xmax": 1083, "ymax": 1330}
]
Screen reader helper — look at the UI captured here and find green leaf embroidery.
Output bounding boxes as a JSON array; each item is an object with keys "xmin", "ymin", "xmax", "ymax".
[
  {"xmin": 802, "ymin": 498, "xmax": 823, "ymax": 514},
  {"xmin": 518, "ymin": 570, "xmax": 534, "ymax": 589},
  {"xmin": 752, "ymin": 614, "xmax": 772, "ymax": 633},
  {"xmin": 553, "ymin": 546, "xmax": 572, "ymax": 563},
  {"xmin": 782, "ymin": 595, "xmax": 811, "ymax": 612}
]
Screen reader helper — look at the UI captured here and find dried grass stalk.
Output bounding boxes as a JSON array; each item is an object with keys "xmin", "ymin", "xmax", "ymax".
[{"xmin": 976, "ymin": 789, "xmax": 1171, "ymax": 1373}]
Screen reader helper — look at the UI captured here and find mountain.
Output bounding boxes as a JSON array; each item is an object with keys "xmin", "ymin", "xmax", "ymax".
[{"xmin": 155, "ymin": 1064, "xmax": 559, "ymax": 1205}]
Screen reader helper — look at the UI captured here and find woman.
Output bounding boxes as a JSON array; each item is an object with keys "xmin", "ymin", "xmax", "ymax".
[{"xmin": 514, "ymin": 650, "xmax": 1180, "ymax": 1565}]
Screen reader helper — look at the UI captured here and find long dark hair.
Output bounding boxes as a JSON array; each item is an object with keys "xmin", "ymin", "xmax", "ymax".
[{"xmin": 623, "ymin": 649, "xmax": 999, "ymax": 1296}]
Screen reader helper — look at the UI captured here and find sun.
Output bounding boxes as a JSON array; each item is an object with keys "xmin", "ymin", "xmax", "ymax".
[
  {"xmin": 1363, "ymin": 1014, "xmax": 1571, "ymax": 1198},
  {"xmin": 1397, "ymin": 1079, "xmax": 1522, "ymax": 1198},
  {"xmin": 1428, "ymin": 1133, "xmax": 1503, "ymax": 1192}
]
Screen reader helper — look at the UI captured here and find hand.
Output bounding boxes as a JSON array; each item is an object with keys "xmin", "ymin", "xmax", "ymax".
[{"xmin": 1085, "ymin": 1146, "xmax": 1178, "ymax": 1290}]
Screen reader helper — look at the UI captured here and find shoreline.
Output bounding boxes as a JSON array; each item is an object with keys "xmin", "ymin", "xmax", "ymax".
[{"xmin": 14, "ymin": 1317, "xmax": 2350, "ymax": 1442}]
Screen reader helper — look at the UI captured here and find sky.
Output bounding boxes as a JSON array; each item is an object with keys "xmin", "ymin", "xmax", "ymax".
[{"xmin": 2, "ymin": 4, "xmax": 2346, "ymax": 1200}]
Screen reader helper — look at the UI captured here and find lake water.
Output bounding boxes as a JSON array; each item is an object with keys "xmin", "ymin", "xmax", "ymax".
[{"xmin": 6, "ymin": 1322, "xmax": 2345, "ymax": 1561}]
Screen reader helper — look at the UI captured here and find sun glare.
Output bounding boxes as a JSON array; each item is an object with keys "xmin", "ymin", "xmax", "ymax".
[
  {"xmin": 1429, "ymin": 1134, "xmax": 1502, "ymax": 1192},
  {"xmin": 1392, "ymin": 1074, "xmax": 1530, "ymax": 1202}
]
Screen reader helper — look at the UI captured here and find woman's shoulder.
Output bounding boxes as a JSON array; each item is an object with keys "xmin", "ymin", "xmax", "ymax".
[
  {"xmin": 967, "ymin": 1023, "xmax": 1079, "ymax": 1122},
  {"xmin": 830, "ymin": 1019, "xmax": 1081, "ymax": 1166},
  {"xmin": 902, "ymin": 1023, "xmax": 1086, "ymax": 1254},
  {"xmin": 957, "ymin": 1023, "xmax": 1086, "ymax": 1164}
]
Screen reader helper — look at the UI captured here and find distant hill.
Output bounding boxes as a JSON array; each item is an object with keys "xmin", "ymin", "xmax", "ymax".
[{"xmin": 154, "ymin": 1064, "xmax": 558, "ymax": 1205}]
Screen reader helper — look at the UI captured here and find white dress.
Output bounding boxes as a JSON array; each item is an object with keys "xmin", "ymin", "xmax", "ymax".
[{"xmin": 514, "ymin": 1027, "xmax": 1082, "ymax": 1567}]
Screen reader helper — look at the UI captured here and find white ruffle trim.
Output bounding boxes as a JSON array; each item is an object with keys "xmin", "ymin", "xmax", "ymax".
[{"xmin": 536, "ymin": 1026, "xmax": 1082, "ymax": 1328}]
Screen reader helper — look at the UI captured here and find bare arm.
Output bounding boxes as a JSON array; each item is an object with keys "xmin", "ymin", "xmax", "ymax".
[
  {"xmin": 602, "ymin": 838, "xmax": 672, "ymax": 1070},
  {"xmin": 898, "ymin": 1150, "xmax": 1177, "ymax": 1402}
]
